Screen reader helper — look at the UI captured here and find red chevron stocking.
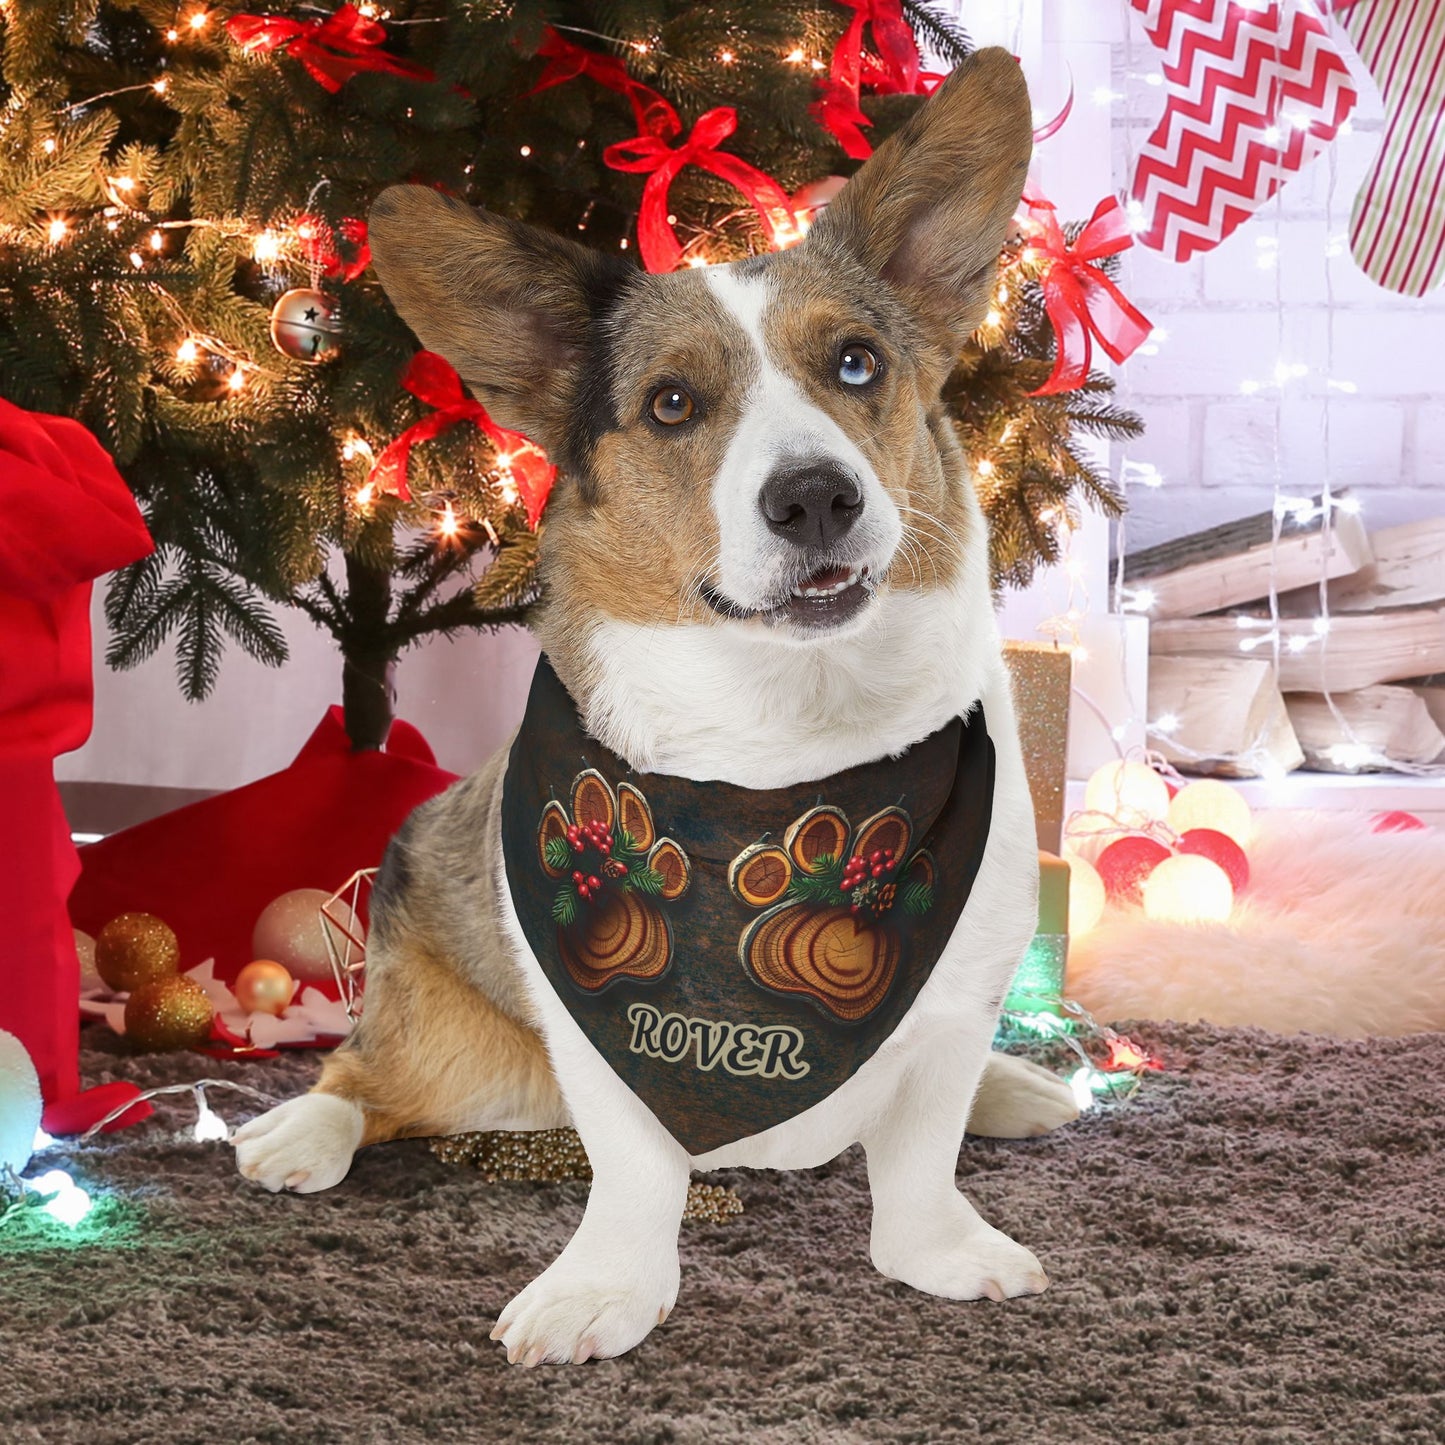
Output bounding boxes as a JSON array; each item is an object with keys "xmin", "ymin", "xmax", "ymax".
[
  {"xmin": 1335, "ymin": 0, "xmax": 1445, "ymax": 296},
  {"xmin": 1129, "ymin": 0, "xmax": 1357, "ymax": 261}
]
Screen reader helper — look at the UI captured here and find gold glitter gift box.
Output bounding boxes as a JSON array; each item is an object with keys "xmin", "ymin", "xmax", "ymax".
[{"xmin": 1001, "ymin": 640, "xmax": 1073, "ymax": 854}]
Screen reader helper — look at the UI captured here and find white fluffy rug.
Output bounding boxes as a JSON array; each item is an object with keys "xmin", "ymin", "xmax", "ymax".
[{"xmin": 1066, "ymin": 810, "xmax": 1445, "ymax": 1037}]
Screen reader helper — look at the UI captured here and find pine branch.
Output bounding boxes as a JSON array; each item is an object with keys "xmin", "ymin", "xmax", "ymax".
[
  {"xmin": 902, "ymin": 3, "xmax": 974, "ymax": 67},
  {"xmin": 785, "ymin": 854, "xmax": 847, "ymax": 906},
  {"xmin": 900, "ymin": 880, "xmax": 934, "ymax": 917},
  {"xmin": 552, "ymin": 888, "xmax": 578, "ymax": 928}
]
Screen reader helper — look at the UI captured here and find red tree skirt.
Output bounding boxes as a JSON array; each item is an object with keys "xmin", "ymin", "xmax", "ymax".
[{"xmin": 70, "ymin": 708, "xmax": 458, "ymax": 988}]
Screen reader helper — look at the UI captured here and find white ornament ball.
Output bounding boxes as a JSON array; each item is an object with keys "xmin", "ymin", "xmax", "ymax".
[
  {"xmin": 0, "ymin": 1028, "xmax": 43, "ymax": 1176},
  {"xmin": 269, "ymin": 287, "xmax": 341, "ymax": 362},
  {"xmin": 252, "ymin": 889, "xmax": 356, "ymax": 987},
  {"xmin": 1142, "ymin": 853, "xmax": 1235, "ymax": 924},
  {"xmin": 1067, "ymin": 856, "xmax": 1107, "ymax": 937},
  {"xmin": 1084, "ymin": 760, "xmax": 1172, "ymax": 831},
  {"xmin": 1167, "ymin": 779, "xmax": 1254, "ymax": 849},
  {"xmin": 75, "ymin": 928, "xmax": 104, "ymax": 995}
]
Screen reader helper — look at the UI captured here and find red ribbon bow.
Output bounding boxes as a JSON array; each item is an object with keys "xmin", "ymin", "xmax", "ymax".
[
  {"xmin": 811, "ymin": 0, "xmax": 924, "ymax": 158},
  {"xmin": 530, "ymin": 27, "xmax": 679, "ymax": 140},
  {"xmin": 368, "ymin": 352, "xmax": 555, "ymax": 528},
  {"xmin": 226, "ymin": 5, "xmax": 435, "ymax": 93},
  {"xmin": 1024, "ymin": 195, "xmax": 1153, "ymax": 396},
  {"xmin": 604, "ymin": 107, "xmax": 796, "ymax": 273}
]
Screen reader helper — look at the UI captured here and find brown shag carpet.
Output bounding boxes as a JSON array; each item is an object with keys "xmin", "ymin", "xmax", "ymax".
[{"xmin": 3, "ymin": 1023, "xmax": 1443, "ymax": 1444}]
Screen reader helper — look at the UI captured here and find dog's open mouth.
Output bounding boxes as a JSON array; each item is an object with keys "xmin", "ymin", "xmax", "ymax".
[
  {"xmin": 782, "ymin": 563, "xmax": 871, "ymax": 626},
  {"xmin": 702, "ymin": 564, "xmax": 874, "ymax": 631}
]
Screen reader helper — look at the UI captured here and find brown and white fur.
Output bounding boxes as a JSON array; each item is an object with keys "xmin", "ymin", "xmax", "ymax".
[{"xmin": 234, "ymin": 51, "xmax": 1078, "ymax": 1366}]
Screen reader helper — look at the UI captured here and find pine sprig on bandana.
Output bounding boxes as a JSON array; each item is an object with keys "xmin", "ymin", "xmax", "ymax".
[
  {"xmin": 900, "ymin": 880, "xmax": 935, "ymax": 917},
  {"xmin": 784, "ymin": 853, "xmax": 848, "ymax": 906},
  {"xmin": 625, "ymin": 867, "xmax": 666, "ymax": 896},
  {"xmin": 544, "ymin": 836, "xmax": 573, "ymax": 873}
]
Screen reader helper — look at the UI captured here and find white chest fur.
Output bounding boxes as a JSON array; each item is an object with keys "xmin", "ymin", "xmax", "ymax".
[{"xmin": 578, "ymin": 574, "xmax": 1000, "ymax": 790}]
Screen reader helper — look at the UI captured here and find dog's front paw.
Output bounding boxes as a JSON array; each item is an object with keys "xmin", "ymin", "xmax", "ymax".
[
  {"xmin": 873, "ymin": 1205, "xmax": 1048, "ymax": 1301},
  {"xmin": 233, "ymin": 1093, "xmax": 363, "ymax": 1194},
  {"xmin": 490, "ymin": 1248, "xmax": 680, "ymax": 1366}
]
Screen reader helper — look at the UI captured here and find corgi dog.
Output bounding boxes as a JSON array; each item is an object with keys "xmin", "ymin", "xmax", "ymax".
[{"xmin": 234, "ymin": 49, "xmax": 1078, "ymax": 1367}]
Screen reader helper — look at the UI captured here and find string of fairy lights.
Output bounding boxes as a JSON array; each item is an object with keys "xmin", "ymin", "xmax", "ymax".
[{"xmin": 2, "ymin": 1078, "xmax": 281, "ymax": 1230}]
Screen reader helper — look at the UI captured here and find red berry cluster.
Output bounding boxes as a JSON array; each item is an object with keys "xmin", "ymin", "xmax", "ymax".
[
  {"xmin": 841, "ymin": 847, "xmax": 899, "ymax": 917},
  {"xmin": 567, "ymin": 818, "xmax": 618, "ymax": 904},
  {"xmin": 842, "ymin": 847, "xmax": 897, "ymax": 890},
  {"xmin": 571, "ymin": 869, "xmax": 605, "ymax": 902},
  {"xmin": 567, "ymin": 819, "xmax": 614, "ymax": 856}
]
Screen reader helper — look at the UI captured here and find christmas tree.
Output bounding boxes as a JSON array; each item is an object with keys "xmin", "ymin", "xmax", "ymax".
[{"xmin": 0, "ymin": 2, "xmax": 1139, "ymax": 749}]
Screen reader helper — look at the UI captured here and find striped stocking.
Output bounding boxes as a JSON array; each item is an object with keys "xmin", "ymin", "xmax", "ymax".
[
  {"xmin": 1129, "ymin": 0, "xmax": 1358, "ymax": 261},
  {"xmin": 1337, "ymin": 0, "xmax": 1445, "ymax": 296}
]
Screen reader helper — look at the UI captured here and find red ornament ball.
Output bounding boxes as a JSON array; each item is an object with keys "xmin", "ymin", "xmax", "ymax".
[
  {"xmin": 1177, "ymin": 828, "xmax": 1250, "ymax": 893},
  {"xmin": 1371, "ymin": 810, "xmax": 1427, "ymax": 834},
  {"xmin": 1095, "ymin": 835, "xmax": 1172, "ymax": 904}
]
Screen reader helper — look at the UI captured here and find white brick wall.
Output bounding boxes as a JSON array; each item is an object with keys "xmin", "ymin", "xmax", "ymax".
[{"xmin": 1111, "ymin": 21, "xmax": 1445, "ymax": 550}]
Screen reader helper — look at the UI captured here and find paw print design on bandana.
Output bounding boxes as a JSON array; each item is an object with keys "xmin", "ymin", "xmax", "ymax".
[
  {"xmin": 728, "ymin": 804, "xmax": 936, "ymax": 1024},
  {"xmin": 538, "ymin": 770, "xmax": 691, "ymax": 993}
]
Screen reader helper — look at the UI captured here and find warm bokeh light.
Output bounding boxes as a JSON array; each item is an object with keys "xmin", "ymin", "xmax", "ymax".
[
  {"xmin": 1067, "ymin": 856, "xmax": 1107, "ymax": 936},
  {"xmin": 1142, "ymin": 853, "xmax": 1234, "ymax": 924},
  {"xmin": 1167, "ymin": 779, "xmax": 1254, "ymax": 849}
]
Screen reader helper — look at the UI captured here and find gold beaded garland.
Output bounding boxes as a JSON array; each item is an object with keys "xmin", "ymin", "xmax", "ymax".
[
  {"xmin": 124, "ymin": 975, "xmax": 214, "ymax": 1052},
  {"xmin": 94, "ymin": 912, "xmax": 181, "ymax": 992},
  {"xmin": 428, "ymin": 1128, "xmax": 743, "ymax": 1224}
]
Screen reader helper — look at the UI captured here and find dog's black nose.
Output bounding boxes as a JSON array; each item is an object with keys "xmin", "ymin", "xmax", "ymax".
[{"xmin": 759, "ymin": 460, "xmax": 864, "ymax": 548}]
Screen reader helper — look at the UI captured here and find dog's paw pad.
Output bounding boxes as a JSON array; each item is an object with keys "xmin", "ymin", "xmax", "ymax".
[
  {"xmin": 233, "ymin": 1093, "xmax": 363, "ymax": 1194},
  {"xmin": 492, "ymin": 1257, "xmax": 678, "ymax": 1366}
]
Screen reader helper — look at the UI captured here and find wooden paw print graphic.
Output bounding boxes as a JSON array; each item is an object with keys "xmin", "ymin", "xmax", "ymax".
[
  {"xmin": 729, "ymin": 805, "xmax": 936, "ymax": 1023},
  {"xmin": 538, "ymin": 770, "xmax": 690, "ymax": 993}
]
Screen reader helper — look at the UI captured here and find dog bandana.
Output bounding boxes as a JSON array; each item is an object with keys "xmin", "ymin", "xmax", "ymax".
[{"xmin": 501, "ymin": 657, "xmax": 995, "ymax": 1155}]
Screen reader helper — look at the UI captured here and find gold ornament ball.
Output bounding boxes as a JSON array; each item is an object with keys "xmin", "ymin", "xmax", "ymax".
[
  {"xmin": 124, "ymin": 976, "xmax": 214, "ymax": 1052},
  {"xmin": 269, "ymin": 287, "xmax": 341, "ymax": 362},
  {"xmin": 252, "ymin": 889, "xmax": 353, "ymax": 986},
  {"xmin": 234, "ymin": 959, "xmax": 296, "ymax": 1017},
  {"xmin": 94, "ymin": 912, "xmax": 181, "ymax": 993}
]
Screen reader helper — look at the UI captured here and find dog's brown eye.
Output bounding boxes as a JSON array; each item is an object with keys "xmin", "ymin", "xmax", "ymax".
[
  {"xmin": 650, "ymin": 386, "xmax": 694, "ymax": 425},
  {"xmin": 838, "ymin": 345, "xmax": 879, "ymax": 386}
]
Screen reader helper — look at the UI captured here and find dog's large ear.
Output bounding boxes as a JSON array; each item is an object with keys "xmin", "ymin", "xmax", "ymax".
[
  {"xmin": 368, "ymin": 186, "xmax": 630, "ymax": 453},
  {"xmin": 807, "ymin": 48, "xmax": 1032, "ymax": 352}
]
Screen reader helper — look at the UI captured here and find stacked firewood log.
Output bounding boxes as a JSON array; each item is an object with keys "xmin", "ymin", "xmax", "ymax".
[{"xmin": 1127, "ymin": 497, "xmax": 1445, "ymax": 775}]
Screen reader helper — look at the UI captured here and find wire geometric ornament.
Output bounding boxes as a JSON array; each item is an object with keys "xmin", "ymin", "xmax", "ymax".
[{"xmin": 320, "ymin": 868, "xmax": 376, "ymax": 1023}]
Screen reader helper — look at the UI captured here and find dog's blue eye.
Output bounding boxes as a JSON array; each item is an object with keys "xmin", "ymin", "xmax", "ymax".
[{"xmin": 838, "ymin": 346, "xmax": 879, "ymax": 386}]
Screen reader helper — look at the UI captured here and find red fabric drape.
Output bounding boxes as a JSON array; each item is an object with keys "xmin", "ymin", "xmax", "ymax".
[{"xmin": 0, "ymin": 398, "xmax": 153, "ymax": 1129}]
